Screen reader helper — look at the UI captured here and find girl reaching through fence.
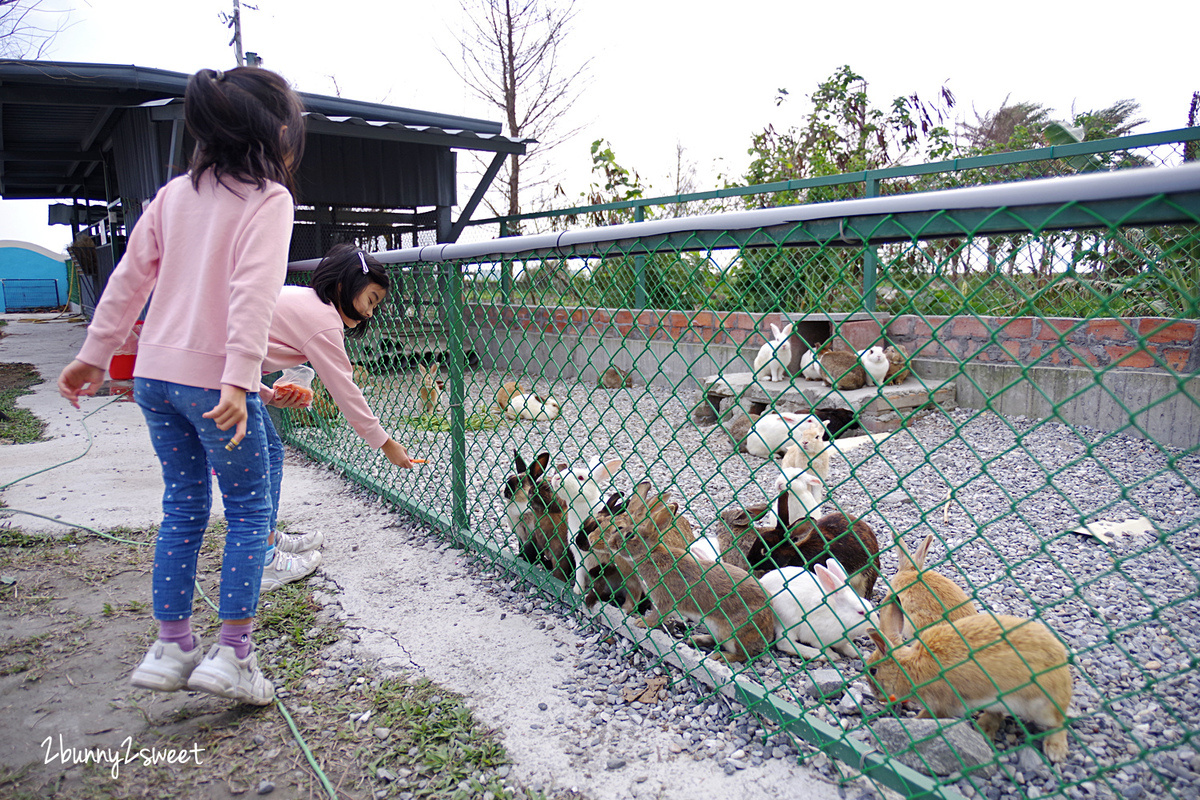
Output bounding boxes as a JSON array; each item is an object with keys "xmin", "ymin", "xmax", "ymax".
[
  {"xmin": 253, "ymin": 243, "xmax": 415, "ymax": 590},
  {"xmin": 57, "ymin": 66, "xmax": 306, "ymax": 705}
]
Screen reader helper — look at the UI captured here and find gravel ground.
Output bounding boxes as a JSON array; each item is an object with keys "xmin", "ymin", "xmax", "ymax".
[{"xmin": 286, "ymin": 370, "xmax": 1200, "ymax": 800}]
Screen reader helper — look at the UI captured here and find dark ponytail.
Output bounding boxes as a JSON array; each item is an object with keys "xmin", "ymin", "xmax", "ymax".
[
  {"xmin": 311, "ymin": 243, "xmax": 393, "ymax": 339},
  {"xmin": 185, "ymin": 66, "xmax": 306, "ymax": 196}
]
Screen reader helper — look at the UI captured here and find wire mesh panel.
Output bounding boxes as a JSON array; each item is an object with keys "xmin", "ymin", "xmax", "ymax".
[
  {"xmin": 279, "ymin": 165, "xmax": 1200, "ymax": 800},
  {"xmin": 1, "ymin": 278, "xmax": 60, "ymax": 312}
]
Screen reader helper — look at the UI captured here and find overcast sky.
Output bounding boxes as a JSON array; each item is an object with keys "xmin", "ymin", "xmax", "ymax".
[{"xmin": 2, "ymin": 0, "xmax": 1197, "ymax": 252}]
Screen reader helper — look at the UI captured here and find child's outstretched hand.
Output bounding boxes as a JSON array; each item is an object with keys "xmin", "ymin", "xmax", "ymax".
[
  {"xmin": 381, "ymin": 438, "xmax": 414, "ymax": 468},
  {"xmin": 203, "ymin": 384, "xmax": 248, "ymax": 447},
  {"xmin": 58, "ymin": 359, "xmax": 106, "ymax": 408}
]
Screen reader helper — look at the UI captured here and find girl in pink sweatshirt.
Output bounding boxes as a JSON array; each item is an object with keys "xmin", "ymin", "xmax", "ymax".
[
  {"xmin": 57, "ymin": 66, "xmax": 306, "ymax": 705},
  {"xmin": 254, "ymin": 244, "xmax": 414, "ymax": 587}
]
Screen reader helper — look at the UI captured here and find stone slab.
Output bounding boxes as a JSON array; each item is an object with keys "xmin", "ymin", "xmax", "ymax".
[{"xmin": 703, "ymin": 371, "xmax": 957, "ymax": 433}]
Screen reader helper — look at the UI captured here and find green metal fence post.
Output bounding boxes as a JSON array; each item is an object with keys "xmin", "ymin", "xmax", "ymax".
[
  {"xmin": 863, "ymin": 174, "xmax": 879, "ymax": 312},
  {"xmin": 499, "ymin": 220, "xmax": 512, "ymax": 304},
  {"xmin": 634, "ymin": 205, "xmax": 648, "ymax": 309},
  {"xmin": 445, "ymin": 259, "xmax": 469, "ymax": 532}
]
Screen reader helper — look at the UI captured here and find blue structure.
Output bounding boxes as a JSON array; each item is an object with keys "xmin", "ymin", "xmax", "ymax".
[{"xmin": 0, "ymin": 240, "xmax": 69, "ymax": 312}]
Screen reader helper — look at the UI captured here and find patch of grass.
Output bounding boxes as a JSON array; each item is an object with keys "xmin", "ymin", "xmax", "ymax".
[
  {"xmin": 0, "ymin": 362, "xmax": 46, "ymax": 444},
  {"xmin": 402, "ymin": 410, "xmax": 508, "ymax": 432},
  {"xmin": 255, "ymin": 582, "xmax": 339, "ymax": 688},
  {"xmin": 367, "ymin": 677, "xmax": 520, "ymax": 798},
  {"xmin": 0, "ymin": 529, "xmax": 80, "ymax": 548}
]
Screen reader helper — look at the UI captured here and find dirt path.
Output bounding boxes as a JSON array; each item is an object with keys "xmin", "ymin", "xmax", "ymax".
[{"xmin": 0, "ymin": 314, "xmax": 845, "ymax": 800}]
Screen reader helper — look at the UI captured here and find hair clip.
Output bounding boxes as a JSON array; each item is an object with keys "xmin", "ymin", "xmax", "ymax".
[
  {"xmin": 357, "ymin": 251, "xmax": 369, "ymax": 274},
  {"xmin": 214, "ymin": 69, "xmax": 225, "ymax": 81}
]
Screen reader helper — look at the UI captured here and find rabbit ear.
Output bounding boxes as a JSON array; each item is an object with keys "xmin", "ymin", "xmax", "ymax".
[
  {"xmin": 814, "ymin": 563, "xmax": 838, "ymax": 595},
  {"xmin": 895, "ymin": 537, "xmax": 916, "ymax": 571},
  {"xmin": 531, "ymin": 452, "xmax": 551, "ymax": 479},
  {"xmin": 824, "ymin": 557, "xmax": 848, "ymax": 583},
  {"xmin": 589, "ymin": 457, "xmax": 621, "ymax": 483},
  {"xmin": 781, "ymin": 323, "xmax": 793, "ymax": 338},
  {"xmin": 914, "ymin": 534, "xmax": 934, "ymax": 568},
  {"xmin": 769, "ymin": 323, "xmax": 782, "ymax": 339},
  {"xmin": 775, "ymin": 491, "xmax": 790, "ymax": 528},
  {"xmin": 514, "ymin": 450, "xmax": 527, "ymax": 474},
  {"xmin": 868, "ymin": 629, "xmax": 891, "ymax": 655},
  {"xmin": 878, "ymin": 602, "xmax": 905, "ymax": 641},
  {"xmin": 627, "ymin": 482, "xmax": 651, "ymax": 518}
]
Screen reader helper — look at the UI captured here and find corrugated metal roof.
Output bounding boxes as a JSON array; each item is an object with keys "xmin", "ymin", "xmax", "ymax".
[{"xmin": 0, "ymin": 60, "xmax": 531, "ymax": 204}]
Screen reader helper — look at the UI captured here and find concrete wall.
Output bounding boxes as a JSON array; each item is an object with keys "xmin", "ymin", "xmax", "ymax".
[
  {"xmin": 463, "ymin": 303, "xmax": 881, "ymax": 392},
  {"xmin": 463, "ymin": 303, "xmax": 1200, "ymax": 448},
  {"xmin": 0, "ymin": 240, "xmax": 69, "ymax": 312}
]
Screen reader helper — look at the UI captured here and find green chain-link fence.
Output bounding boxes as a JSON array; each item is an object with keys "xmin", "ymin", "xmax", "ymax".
[{"xmin": 279, "ymin": 162, "xmax": 1200, "ymax": 800}]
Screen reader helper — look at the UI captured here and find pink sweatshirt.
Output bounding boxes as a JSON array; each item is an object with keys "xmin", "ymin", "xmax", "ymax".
[
  {"xmin": 76, "ymin": 172, "xmax": 295, "ymax": 391},
  {"xmin": 262, "ymin": 286, "xmax": 390, "ymax": 449}
]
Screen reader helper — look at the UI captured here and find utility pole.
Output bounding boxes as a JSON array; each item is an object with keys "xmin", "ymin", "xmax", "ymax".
[
  {"xmin": 222, "ymin": 1, "xmax": 259, "ymax": 67},
  {"xmin": 229, "ymin": 0, "xmax": 243, "ymax": 66}
]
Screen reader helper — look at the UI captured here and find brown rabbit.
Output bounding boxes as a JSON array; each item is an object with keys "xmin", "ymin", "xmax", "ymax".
[
  {"xmin": 866, "ymin": 611, "xmax": 1073, "ymax": 763},
  {"xmin": 884, "ymin": 533, "xmax": 978, "ymax": 638},
  {"xmin": 579, "ymin": 494, "xmax": 648, "ymax": 614},
  {"xmin": 745, "ymin": 497, "xmax": 880, "ymax": 598},
  {"xmin": 580, "ymin": 481, "xmax": 693, "ymax": 613},
  {"xmin": 625, "ymin": 481, "xmax": 693, "ymax": 552},
  {"xmin": 494, "ymin": 380, "xmax": 524, "ymax": 411},
  {"xmin": 609, "ymin": 510, "xmax": 775, "ymax": 663},
  {"xmin": 819, "ymin": 350, "xmax": 867, "ymax": 390},
  {"xmin": 723, "ymin": 408, "xmax": 760, "ymax": 454},
  {"xmin": 745, "ymin": 474, "xmax": 879, "ymax": 598},
  {"xmin": 418, "ymin": 363, "xmax": 441, "ymax": 414},
  {"xmin": 598, "ymin": 367, "xmax": 633, "ymax": 389},
  {"xmin": 502, "ymin": 451, "xmax": 574, "ymax": 584},
  {"xmin": 714, "ymin": 502, "xmax": 771, "ymax": 574},
  {"xmin": 884, "ymin": 344, "xmax": 910, "ymax": 385}
]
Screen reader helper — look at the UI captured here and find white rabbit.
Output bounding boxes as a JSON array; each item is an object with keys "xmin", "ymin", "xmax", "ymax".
[
  {"xmin": 687, "ymin": 531, "xmax": 723, "ymax": 563},
  {"xmin": 505, "ymin": 392, "xmax": 560, "ymax": 421},
  {"xmin": 548, "ymin": 456, "xmax": 621, "ymax": 594},
  {"xmin": 759, "ymin": 559, "xmax": 875, "ymax": 660},
  {"xmin": 860, "ymin": 346, "xmax": 889, "ymax": 387},
  {"xmin": 744, "ymin": 411, "xmax": 816, "ymax": 458},
  {"xmin": 774, "ymin": 465, "xmax": 826, "ymax": 513},
  {"xmin": 753, "ymin": 322, "xmax": 794, "ymax": 383},
  {"xmin": 800, "ymin": 349, "xmax": 824, "ymax": 381}
]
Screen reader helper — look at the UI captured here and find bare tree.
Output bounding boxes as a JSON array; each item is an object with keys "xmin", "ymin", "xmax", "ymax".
[
  {"xmin": 1, "ymin": 0, "xmax": 68, "ymax": 59},
  {"xmin": 442, "ymin": 0, "xmax": 590, "ymax": 224}
]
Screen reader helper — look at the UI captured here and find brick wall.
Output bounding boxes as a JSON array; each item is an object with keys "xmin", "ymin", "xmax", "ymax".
[
  {"xmin": 465, "ymin": 304, "xmax": 1198, "ymax": 374},
  {"xmin": 466, "ymin": 304, "xmax": 798, "ymax": 349},
  {"xmin": 886, "ymin": 315, "xmax": 1200, "ymax": 374}
]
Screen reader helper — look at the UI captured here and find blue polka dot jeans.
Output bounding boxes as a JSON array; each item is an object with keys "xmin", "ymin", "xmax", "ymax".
[{"xmin": 134, "ymin": 379, "xmax": 272, "ymax": 621}]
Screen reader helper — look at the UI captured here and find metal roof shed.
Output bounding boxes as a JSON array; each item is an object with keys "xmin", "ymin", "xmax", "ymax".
[{"xmin": 0, "ymin": 60, "xmax": 531, "ymax": 255}]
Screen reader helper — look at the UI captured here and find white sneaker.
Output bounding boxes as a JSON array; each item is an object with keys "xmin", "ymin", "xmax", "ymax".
[
  {"xmin": 260, "ymin": 548, "xmax": 322, "ymax": 592},
  {"xmin": 130, "ymin": 636, "xmax": 204, "ymax": 692},
  {"xmin": 274, "ymin": 530, "xmax": 325, "ymax": 553},
  {"xmin": 186, "ymin": 643, "xmax": 275, "ymax": 705}
]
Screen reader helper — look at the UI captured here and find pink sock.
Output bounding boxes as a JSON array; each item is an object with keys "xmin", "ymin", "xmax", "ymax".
[
  {"xmin": 219, "ymin": 620, "xmax": 254, "ymax": 660},
  {"xmin": 159, "ymin": 618, "xmax": 194, "ymax": 652}
]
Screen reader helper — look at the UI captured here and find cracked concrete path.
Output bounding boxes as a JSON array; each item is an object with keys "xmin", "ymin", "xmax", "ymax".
[{"xmin": 1, "ymin": 313, "xmax": 845, "ymax": 800}]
